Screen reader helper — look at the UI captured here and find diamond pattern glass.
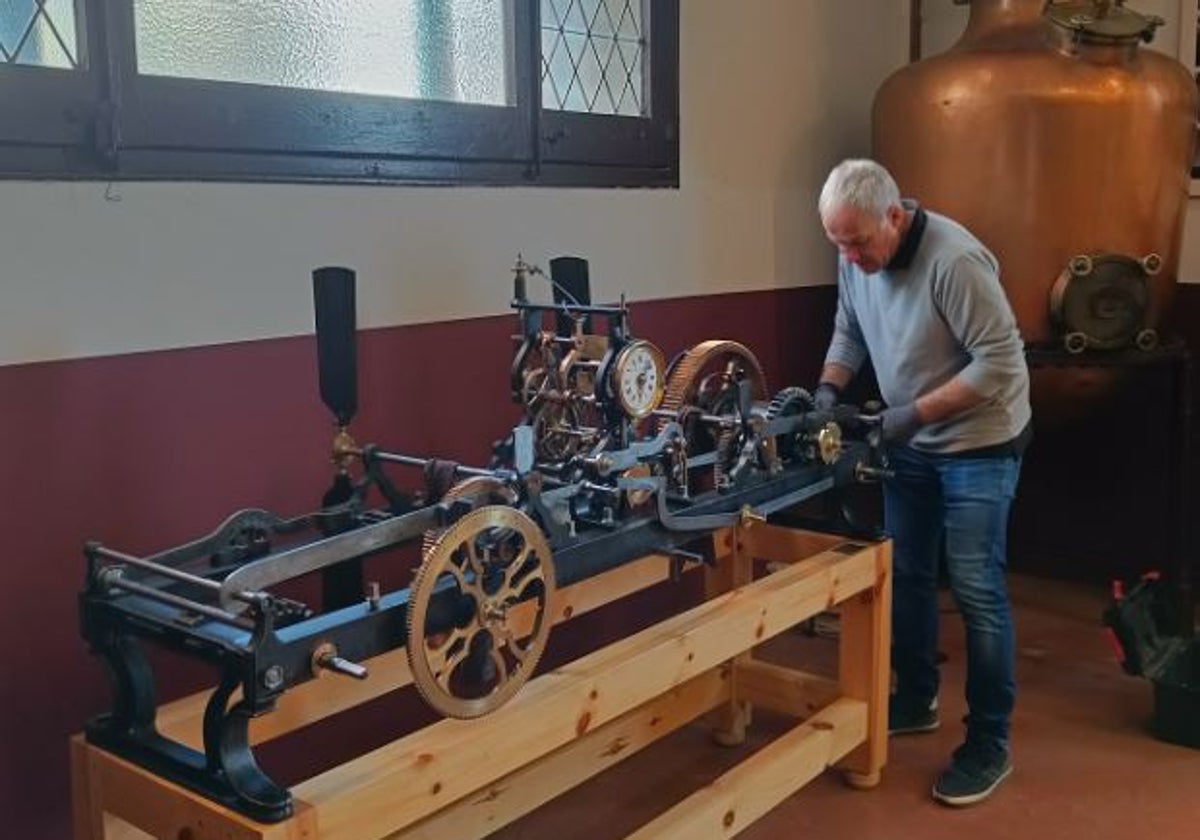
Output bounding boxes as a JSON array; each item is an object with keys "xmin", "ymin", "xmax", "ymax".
[
  {"xmin": 133, "ymin": 0, "xmax": 513, "ymax": 105},
  {"xmin": 0, "ymin": 0, "xmax": 79, "ymax": 68},
  {"xmin": 541, "ymin": 0, "xmax": 643, "ymax": 116}
]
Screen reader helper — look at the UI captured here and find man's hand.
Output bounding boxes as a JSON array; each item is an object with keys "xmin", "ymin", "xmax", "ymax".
[
  {"xmin": 880, "ymin": 403, "xmax": 922, "ymax": 445},
  {"xmin": 813, "ymin": 382, "xmax": 841, "ymax": 412}
]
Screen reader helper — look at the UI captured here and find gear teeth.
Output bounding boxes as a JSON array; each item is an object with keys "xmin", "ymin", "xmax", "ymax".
[
  {"xmin": 421, "ymin": 478, "xmax": 518, "ymax": 557},
  {"xmin": 408, "ymin": 506, "xmax": 554, "ymax": 719},
  {"xmin": 766, "ymin": 386, "xmax": 814, "ymax": 419},
  {"xmin": 713, "ymin": 427, "xmax": 738, "ymax": 490},
  {"xmin": 766, "ymin": 386, "xmax": 817, "ymax": 466},
  {"xmin": 657, "ymin": 340, "xmax": 769, "ymax": 436}
]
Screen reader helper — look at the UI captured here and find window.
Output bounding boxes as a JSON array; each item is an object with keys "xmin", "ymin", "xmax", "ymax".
[{"xmin": 0, "ymin": 0, "xmax": 678, "ymax": 186}]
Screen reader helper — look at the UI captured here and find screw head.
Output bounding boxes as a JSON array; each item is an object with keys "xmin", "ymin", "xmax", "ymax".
[{"xmin": 263, "ymin": 665, "xmax": 285, "ymax": 690}]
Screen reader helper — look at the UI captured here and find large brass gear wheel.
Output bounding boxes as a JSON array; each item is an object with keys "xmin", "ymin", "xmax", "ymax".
[
  {"xmin": 408, "ymin": 506, "xmax": 555, "ymax": 718},
  {"xmin": 658, "ymin": 340, "xmax": 768, "ymax": 435},
  {"xmin": 657, "ymin": 341, "xmax": 768, "ymax": 491}
]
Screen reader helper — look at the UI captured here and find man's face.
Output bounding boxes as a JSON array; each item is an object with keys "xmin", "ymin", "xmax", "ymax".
[{"xmin": 822, "ymin": 204, "xmax": 904, "ymax": 274}]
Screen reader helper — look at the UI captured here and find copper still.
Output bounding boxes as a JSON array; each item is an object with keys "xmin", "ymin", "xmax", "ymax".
[{"xmin": 873, "ymin": 0, "xmax": 1196, "ymax": 358}]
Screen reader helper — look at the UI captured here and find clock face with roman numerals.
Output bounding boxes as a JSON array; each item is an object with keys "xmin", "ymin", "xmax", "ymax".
[{"xmin": 611, "ymin": 340, "xmax": 665, "ymax": 420}]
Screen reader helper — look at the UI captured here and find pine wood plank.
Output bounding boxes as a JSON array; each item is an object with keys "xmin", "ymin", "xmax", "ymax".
[
  {"xmin": 156, "ymin": 552, "xmax": 679, "ymax": 749},
  {"xmin": 622, "ymin": 697, "xmax": 868, "ymax": 840},
  {"xmin": 392, "ymin": 668, "xmax": 730, "ymax": 840},
  {"xmin": 734, "ymin": 658, "xmax": 840, "ymax": 719},
  {"xmin": 293, "ymin": 543, "xmax": 877, "ymax": 840},
  {"xmin": 835, "ymin": 539, "xmax": 891, "ymax": 788},
  {"xmin": 736, "ymin": 526, "xmax": 848, "ymax": 566},
  {"xmin": 71, "ymin": 736, "xmax": 103, "ymax": 840},
  {"xmin": 70, "ymin": 736, "xmax": 315, "ymax": 840},
  {"xmin": 705, "ymin": 529, "xmax": 755, "ymax": 746}
]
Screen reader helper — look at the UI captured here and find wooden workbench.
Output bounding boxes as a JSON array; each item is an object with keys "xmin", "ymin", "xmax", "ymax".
[{"xmin": 72, "ymin": 519, "xmax": 891, "ymax": 840}]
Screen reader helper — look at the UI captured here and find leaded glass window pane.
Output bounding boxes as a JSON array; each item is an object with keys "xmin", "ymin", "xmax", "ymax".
[
  {"xmin": 0, "ymin": 0, "xmax": 80, "ymax": 68},
  {"xmin": 541, "ymin": 0, "xmax": 643, "ymax": 116},
  {"xmin": 133, "ymin": 0, "xmax": 514, "ymax": 106}
]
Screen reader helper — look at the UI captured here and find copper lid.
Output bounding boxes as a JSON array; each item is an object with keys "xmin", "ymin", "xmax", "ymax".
[{"xmin": 1044, "ymin": 1, "xmax": 1163, "ymax": 44}]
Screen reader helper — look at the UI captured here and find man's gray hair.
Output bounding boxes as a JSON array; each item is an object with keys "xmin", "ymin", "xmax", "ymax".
[{"xmin": 818, "ymin": 159, "xmax": 901, "ymax": 222}]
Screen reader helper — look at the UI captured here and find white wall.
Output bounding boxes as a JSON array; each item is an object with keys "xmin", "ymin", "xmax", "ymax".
[
  {"xmin": 917, "ymin": 0, "xmax": 968, "ymax": 57},
  {"xmin": 0, "ymin": 1, "xmax": 908, "ymax": 367}
]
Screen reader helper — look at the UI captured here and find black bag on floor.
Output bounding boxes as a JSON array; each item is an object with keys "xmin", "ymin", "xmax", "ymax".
[{"xmin": 1103, "ymin": 574, "xmax": 1199, "ymax": 749}]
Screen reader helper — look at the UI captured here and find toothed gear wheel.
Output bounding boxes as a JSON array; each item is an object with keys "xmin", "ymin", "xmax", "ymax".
[
  {"xmin": 766, "ymin": 387, "xmax": 814, "ymax": 463},
  {"xmin": 407, "ymin": 506, "xmax": 555, "ymax": 719},
  {"xmin": 521, "ymin": 368, "xmax": 552, "ymax": 412},
  {"xmin": 533, "ymin": 401, "xmax": 582, "ymax": 462},
  {"xmin": 510, "ymin": 333, "xmax": 556, "ymax": 407},
  {"xmin": 657, "ymin": 340, "xmax": 768, "ymax": 449},
  {"xmin": 422, "ymin": 477, "xmax": 520, "ymax": 557},
  {"xmin": 712, "ymin": 426, "xmax": 741, "ymax": 491},
  {"xmin": 766, "ymin": 386, "xmax": 814, "ymax": 418}
]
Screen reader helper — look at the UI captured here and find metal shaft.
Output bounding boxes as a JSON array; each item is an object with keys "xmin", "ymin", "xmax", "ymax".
[
  {"xmin": 317, "ymin": 653, "xmax": 369, "ymax": 680},
  {"xmin": 103, "ymin": 574, "xmax": 251, "ymax": 628},
  {"xmin": 372, "ymin": 451, "xmax": 497, "ymax": 478},
  {"xmin": 91, "ymin": 545, "xmax": 261, "ymax": 605}
]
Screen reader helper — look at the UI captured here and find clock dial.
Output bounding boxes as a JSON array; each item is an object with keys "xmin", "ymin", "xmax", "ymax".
[{"xmin": 612, "ymin": 340, "xmax": 665, "ymax": 419}]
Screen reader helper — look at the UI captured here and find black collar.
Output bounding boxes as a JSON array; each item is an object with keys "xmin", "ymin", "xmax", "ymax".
[{"xmin": 886, "ymin": 200, "xmax": 927, "ymax": 271}]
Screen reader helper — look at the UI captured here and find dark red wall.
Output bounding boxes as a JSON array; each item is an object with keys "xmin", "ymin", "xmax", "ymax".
[
  {"xmin": 0, "ymin": 286, "xmax": 835, "ymax": 840},
  {"xmin": 7, "ymin": 281, "xmax": 1197, "ymax": 840}
]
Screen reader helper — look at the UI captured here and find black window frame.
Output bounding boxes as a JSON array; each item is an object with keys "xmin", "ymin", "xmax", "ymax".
[{"xmin": 0, "ymin": 0, "xmax": 679, "ymax": 187}]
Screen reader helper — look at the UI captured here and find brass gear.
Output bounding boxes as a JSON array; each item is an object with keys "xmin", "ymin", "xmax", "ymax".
[
  {"xmin": 765, "ymin": 386, "xmax": 814, "ymax": 464},
  {"xmin": 814, "ymin": 422, "xmax": 843, "ymax": 465},
  {"xmin": 533, "ymin": 400, "xmax": 582, "ymax": 462},
  {"xmin": 521, "ymin": 367, "xmax": 552, "ymax": 412},
  {"xmin": 407, "ymin": 506, "xmax": 555, "ymax": 719},
  {"xmin": 422, "ymin": 477, "xmax": 519, "ymax": 557},
  {"xmin": 658, "ymin": 340, "xmax": 768, "ymax": 435},
  {"xmin": 657, "ymin": 341, "xmax": 767, "ymax": 490},
  {"xmin": 510, "ymin": 332, "xmax": 557, "ymax": 408}
]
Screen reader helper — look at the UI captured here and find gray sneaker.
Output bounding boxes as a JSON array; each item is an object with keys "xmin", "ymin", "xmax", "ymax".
[
  {"xmin": 932, "ymin": 740, "xmax": 1013, "ymax": 806},
  {"xmin": 888, "ymin": 695, "xmax": 940, "ymax": 735}
]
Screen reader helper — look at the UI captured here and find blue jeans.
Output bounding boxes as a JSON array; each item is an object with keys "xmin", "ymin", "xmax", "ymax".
[{"xmin": 884, "ymin": 445, "xmax": 1021, "ymax": 748}]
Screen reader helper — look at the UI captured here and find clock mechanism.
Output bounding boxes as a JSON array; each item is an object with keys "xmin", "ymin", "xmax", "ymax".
[{"xmin": 609, "ymin": 339, "xmax": 665, "ymax": 420}]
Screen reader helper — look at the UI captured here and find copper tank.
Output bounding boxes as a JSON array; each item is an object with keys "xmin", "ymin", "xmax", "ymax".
[{"xmin": 873, "ymin": 0, "xmax": 1196, "ymax": 353}]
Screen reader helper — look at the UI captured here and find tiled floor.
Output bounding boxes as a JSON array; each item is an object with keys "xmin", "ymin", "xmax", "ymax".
[{"xmin": 489, "ymin": 576, "xmax": 1199, "ymax": 840}]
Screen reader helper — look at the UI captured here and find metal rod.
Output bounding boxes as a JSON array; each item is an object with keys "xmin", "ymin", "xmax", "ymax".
[
  {"xmin": 92, "ymin": 546, "xmax": 222, "ymax": 592},
  {"xmin": 318, "ymin": 653, "xmax": 369, "ymax": 680},
  {"xmin": 647, "ymin": 408, "xmax": 730, "ymax": 426},
  {"xmin": 372, "ymin": 450, "xmax": 497, "ymax": 478},
  {"xmin": 106, "ymin": 574, "xmax": 251, "ymax": 628},
  {"xmin": 510, "ymin": 300, "xmax": 626, "ymax": 317},
  {"xmin": 218, "ymin": 504, "xmax": 442, "ymax": 608}
]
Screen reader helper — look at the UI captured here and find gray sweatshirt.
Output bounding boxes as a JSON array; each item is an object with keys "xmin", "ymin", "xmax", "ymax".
[{"xmin": 824, "ymin": 205, "xmax": 1031, "ymax": 454}]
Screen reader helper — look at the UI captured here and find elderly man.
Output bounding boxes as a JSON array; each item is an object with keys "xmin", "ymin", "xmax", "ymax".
[{"xmin": 815, "ymin": 159, "xmax": 1031, "ymax": 806}]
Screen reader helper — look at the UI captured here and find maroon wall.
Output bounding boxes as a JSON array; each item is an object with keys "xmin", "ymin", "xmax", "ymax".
[
  {"xmin": 8, "ymin": 280, "xmax": 1197, "ymax": 840},
  {"xmin": 0, "ymin": 286, "xmax": 836, "ymax": 840}
]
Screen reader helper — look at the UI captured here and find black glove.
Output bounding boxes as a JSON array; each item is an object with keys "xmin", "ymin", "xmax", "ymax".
[
  {"xmin": 880, "ymin": 403, "xmax": 922, "ymax": 445},
  {"xmin": 813, "ymin": 382, "xmax": 841, "ymax": 412}
]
